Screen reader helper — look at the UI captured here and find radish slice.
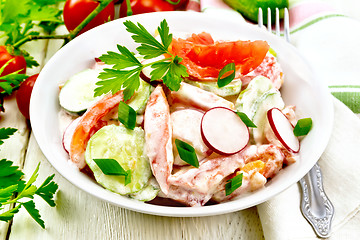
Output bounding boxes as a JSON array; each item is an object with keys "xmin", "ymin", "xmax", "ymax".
[
  {"xmin": 200, "ymin": 107, "xmax": 249, "ymax": 155},
  {"xmin": 62, "ymin": 117, "xmax": 82, "ymax": 154},
  {"xmin": 267, "ymin": 108, "xmax": 300, "ymax": 153},
  {"xmin": 140, "ymin": 56, "xmax": 165, "ymax": 84}
]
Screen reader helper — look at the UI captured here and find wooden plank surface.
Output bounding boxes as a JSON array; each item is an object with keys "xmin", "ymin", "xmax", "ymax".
[
  {"xmin": 9, "ymin": 135, "xmax": 263, "ymax": 239},
  {"xmin": 3, "ymin": 23, "xmax": 265, "ymax": 240},
  {"xmin": 0, "ymin": 31, "xmax": 47, "ymax": 239}
]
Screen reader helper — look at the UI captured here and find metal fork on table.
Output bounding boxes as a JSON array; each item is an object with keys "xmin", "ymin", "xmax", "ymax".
[{"xmin": 258, "ymin": 8, "xmax": 334, "ymax": 238}]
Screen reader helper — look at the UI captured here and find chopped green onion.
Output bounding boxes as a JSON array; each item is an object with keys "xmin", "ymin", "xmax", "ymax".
[
  {"xmin": 268, "ymin": 48, "xmax": 277, "ymax": 58},
  {"xmin": 118, "ymin": 101, "xmax": 136, "ymax": 130},
  {"xmin": 125, "ymin": 170, "xmax": 132, "ymax": 186},
  {"xmin": 175, "ymin": 139, "xmax": 199, "ymax": 168},
  {"xmin": 217, "ymin": 62, "xmax": 235, "ymax": 88},
  {"xmin": 225, "ymin": 172, "xmax": 243, "ymax": 196},
  {"xmin": 293, "ymin": 118, "xmax": 312, "ymax": 136},
  {"xmin": 236, "ymin": 112, "xmax": 257, "ymax": 128},
  {"xmin": 93, "ymin": 158, "xmax": 131, "ymax": 185}
]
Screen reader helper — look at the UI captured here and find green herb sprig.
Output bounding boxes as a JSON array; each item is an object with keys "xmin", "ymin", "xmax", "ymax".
[
  {"xmin": 95, "ymin": 19, "xmax": 188, "ymax": 101},
  {"xmin": 0, "ymin": 128, "xmax": 58, "ymax": 228}
]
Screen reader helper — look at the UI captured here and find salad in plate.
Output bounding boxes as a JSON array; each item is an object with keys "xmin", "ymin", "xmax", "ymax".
[{"xmin": 57, "ymin": 19, "xmax": 310, "ymax": 207}]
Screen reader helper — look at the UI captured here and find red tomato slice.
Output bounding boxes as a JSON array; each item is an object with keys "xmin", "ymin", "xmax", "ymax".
[{"xmin": 169, "ymin": 32, "xmax": 270, "ymax": 81}]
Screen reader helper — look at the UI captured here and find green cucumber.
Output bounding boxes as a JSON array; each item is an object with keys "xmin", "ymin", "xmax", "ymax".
[
  {"xmin": 251, "ymin": 89, "xmax": 285, "ymax": 144},
  {"xmin": 235, "ymin": 76, "xmax": 274, "ymax": 117},
  {"xmin": 127, "ymin": 80, "xmax": 152, "ymax": 114},
  {"xmin": 85, "ymin": 125, "xmax": 151, "ymax": 195},
  {"xmin": 185, "ymin": 79, "xmax": 242, "ymax": 97},
  {"xmin": 223, "ymin": 0, "xmax": 289, "ymax": 24},
  {"xmin": 130, "ymin": 178, "xmax": 160, "ymax": 201},
  {"xmin": 59, "ymin": 69, "xmax": 103, "ymax": 114}
]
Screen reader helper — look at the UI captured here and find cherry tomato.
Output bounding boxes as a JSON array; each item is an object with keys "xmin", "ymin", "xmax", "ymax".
[
  {"xmin": 63, "ymin": 0, "xmax": 115, "ymax": 35},
  {"xmin": 120, "ymin": 0, "xmax": 175, "ymax": 17},
  {"xmin": 16, "ymin": 74, "xmax": 38, "ymax": 120},
  {"xmin": 0, "ymin": 46, "xmax": 26, "ymax": 77}
]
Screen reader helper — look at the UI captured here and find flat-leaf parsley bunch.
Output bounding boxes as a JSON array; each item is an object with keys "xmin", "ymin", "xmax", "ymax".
[
  {"xmin": 0, "ymin": 128, "xmax": 58, "ymax": 228},
  {"xmin": 95, "ymin": 19, "xmax": 189, "ymax": 101}
]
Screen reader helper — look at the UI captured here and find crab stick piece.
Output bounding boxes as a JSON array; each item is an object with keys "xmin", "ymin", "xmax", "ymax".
[
  {"xmin": 144, "ymin": 85, "xmax": 174, "ymax": 195},
  {"xmin": 69, "ymin": 91, "xmax": 124, "ymax": 169},
  {"xmin": 170, "ymin": 82, "xmax": 234, "ymax": 111}
]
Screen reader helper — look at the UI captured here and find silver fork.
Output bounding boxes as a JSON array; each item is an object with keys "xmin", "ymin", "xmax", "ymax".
[{"xmin": 258, "ymin": 8, "xmax": 334, "ymax": 238}]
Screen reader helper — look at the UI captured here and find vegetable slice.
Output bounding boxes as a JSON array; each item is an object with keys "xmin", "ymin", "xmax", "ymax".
[
  {"xmin": 201, "ymin": 107, "xmax": 249, "ymax": 155},
  {"xmin": 85, "ymin": 125, "xmax": 151, "ymax": 195},
  {"xmin": 175, "ymin": 139, "xmax": 199, "ymax": 168},
  {"xmin": 59, "ymin": 69, "xmax": 103, "ymax": 113},
  {"xmin": 293, "ymin": 118, "xmax": 312, "ymax": 137},
  {"xmin": 225, "ymin": 172, "xmax": 243, "ymax": 196},
  {"xmin": 118, "ymin": 101, "xmax": 136, "ymax": 130},
  {"xmin": 267, "ymin": 108, "xmax": 300, "ymax": 153}
]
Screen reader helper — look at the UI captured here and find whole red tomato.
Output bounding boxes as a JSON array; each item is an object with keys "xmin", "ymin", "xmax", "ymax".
[
  {"xmin": 0, "ymin": 46, "xmax": 26, "ymax": 77},
  {"xmin": 120, "ymin": 0, "xmax": 175, "ymax": 17},
  {"xmin": 63, "ymin": 0, "xmax": 115, "ymax": 35},
  {"xmin": 16, "ymin": 74, "xmax": 38, "ymax": 120}
]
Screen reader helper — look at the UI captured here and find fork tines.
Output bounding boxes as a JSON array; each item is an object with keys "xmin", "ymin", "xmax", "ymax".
[{"xmin": 258, "ymin": 7, "xmax": 290, "ymax": 43}]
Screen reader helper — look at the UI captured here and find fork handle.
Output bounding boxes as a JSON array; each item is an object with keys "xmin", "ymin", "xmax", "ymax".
[{"xmin": 299, "ymin": 163, "xmax": 334, "ymax": 238}]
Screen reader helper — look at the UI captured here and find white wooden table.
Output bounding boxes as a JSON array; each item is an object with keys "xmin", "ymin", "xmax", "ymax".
[{"xmin": 0, "ymin": 25, "xmax": 265, "ymax": 240}]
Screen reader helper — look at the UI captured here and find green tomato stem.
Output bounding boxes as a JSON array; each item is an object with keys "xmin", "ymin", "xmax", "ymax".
[
  {"xmin": 164, "ymin": 0, "xmax": 181, "ymax": 5},
  {"xmin": 125, "ymin": 0, "xmax": 133, "ymax": 16},
  {"xmin": 69, "ymin": 0, "xmax": 113, "ymax": 38}
]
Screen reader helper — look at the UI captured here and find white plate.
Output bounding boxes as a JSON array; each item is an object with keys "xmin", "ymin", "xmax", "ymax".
[{"xmin": 30, "ymin": 11, "xmax": 333, "ymax": 217}]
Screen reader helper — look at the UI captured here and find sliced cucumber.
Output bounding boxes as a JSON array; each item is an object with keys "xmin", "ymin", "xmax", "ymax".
[
  {"xmin": 59, "ymin": 69, "xmax": 103, "ymax": 113},
  {"xmin": 127, "ymin": 80, "xmax": 152, "ymax": 114},
  {"xmin": 85, "ymin": 125, "xmax": 151, "ymax": 195},
  {"xmin": 185, "ymin": 79, "xmax": 242, "ymax": 97},
  {"xmin": 251, "ymin": 89, "xmax": 285, "ymax": 144},
  {"xmin": 130, "ymin": 178, "xmax": 160, "ymax": 201},
  {"xmin": 235, "ymin": 76, "xmax": 274, "ymax": 117}
]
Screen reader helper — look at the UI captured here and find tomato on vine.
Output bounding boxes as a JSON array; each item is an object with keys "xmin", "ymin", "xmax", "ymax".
[
  {"xmin": 0, "ymin": 46, "xmax": 26, "ymax": 77},
  {"xmin": 16, "ymin": 74, "xmax": 39, "ymax": 120},
  {"xmin": 120, "ymin": 0, "xmax": 189, "ymax": 17},
  {"xmin": 63, "ymin": 0, "xmax": 115, "ymax": 35}
]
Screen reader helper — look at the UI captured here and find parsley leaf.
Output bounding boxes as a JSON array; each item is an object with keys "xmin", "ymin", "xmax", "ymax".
[
  {"xmin": 0, "ymin": 127, "xmax": 17, "ymax": 145},
  {"xmin": 23, "ymin": 200, "xmax": 45, "ymax": 228},
  {"xmin": 0, "ymin": 159, "xmax": 24, "ymax": 189},
  {"xmin": 124, "ymin": 20, "xmax": 169, "ymax": 59},
  {"xmin": 97, "ymin": 19, "xmax": 188, "ymax": 100},
  {"xmin": 35, "ymin": 174, "xmax": 58, "ymax": 207},
  {"xmin": 0, "ymin": 130, "xmax": 59, "ymax": 227},
  {"xmin": 0, "ymin": 204, "xmax": 21, "ymax": 222}
]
